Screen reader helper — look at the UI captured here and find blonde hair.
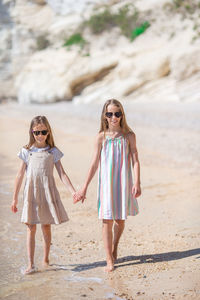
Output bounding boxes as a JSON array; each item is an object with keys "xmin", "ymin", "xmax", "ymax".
[
  {"xmin": 25, "ymin": 116, "xmax": 55, "ymax": 149},
  {"xmin": 99, "ymin": 99, "xmax": 133, "ymax": 134}
]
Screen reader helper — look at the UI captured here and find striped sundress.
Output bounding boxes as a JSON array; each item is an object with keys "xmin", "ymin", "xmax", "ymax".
[{"xmin": 97, "ymin": 135, "xmax": 139, "ymax": 220}]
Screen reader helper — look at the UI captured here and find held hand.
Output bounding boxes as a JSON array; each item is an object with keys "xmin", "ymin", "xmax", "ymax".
[
  {"xmin": 11, "ymin": 201, "xmax": 18, "ymax": 213},
  {"xmin": 73, "ymin": 192, "xmax": 82, "ymax": 204},
  {"xmin": 73, "ymin": 189, "xmax": 86, "ymax": 204},
  {"xmin": 79, "ymin": 188, "xmax": 87, "ymax": 203},
  {"xmin": 132, "ymin": 184, "xmax": 141, "ymax": 198}
]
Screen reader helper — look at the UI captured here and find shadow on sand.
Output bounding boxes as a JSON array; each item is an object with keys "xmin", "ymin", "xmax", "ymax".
[{"xmin": 67, "ymin": 248, "xmax": 200, "ymax": 272}]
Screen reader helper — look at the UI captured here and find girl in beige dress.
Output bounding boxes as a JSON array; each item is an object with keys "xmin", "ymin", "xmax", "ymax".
[{"xmin": 11, "ymin": 116, "xmax": 77, "ymax": 274}]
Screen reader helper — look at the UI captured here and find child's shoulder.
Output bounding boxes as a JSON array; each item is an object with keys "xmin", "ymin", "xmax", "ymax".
[
  {"xmin": 48, "ymin": 146, "xmax": 62, "ymax": 153},
  {"xmin": 126, "ymin": 131, "xmax": 136, "ymax": 141},
  {"xmin": 48, "ymin": 146, "xmax": 64, "ymax": 163},
  {"xmin": 17, "ymin": 147, "xmax": 29, "ymax": 164},
  {"xmin": 97, "ymin": 132, "xmax": 104, "ymax": 138},
  {"xmin": 48, "ymin": 146, "xmax": 58, "ymax": 151},
  {"xmin": 19, "ymin": 146, "xmax": 30, "ymax": 154},
  {"xmin": 20, "ymin": 146, "xmax": 29, "ymax": 152},
  {"xmin": 96, "ymin": 132, "xmax": 104, "ymax": 143}
]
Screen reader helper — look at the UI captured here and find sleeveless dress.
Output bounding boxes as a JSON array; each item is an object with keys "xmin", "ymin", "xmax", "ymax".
[
  {"xmin": 19, "ymin": 148, "xmax": 69, "ymax": 225},
  {"xmin": 97, "ymin": 136, "xmax": 139, "ymax": 220}
]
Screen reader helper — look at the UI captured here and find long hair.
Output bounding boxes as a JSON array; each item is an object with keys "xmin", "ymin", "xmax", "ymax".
[
  {"xmin": 25, "ymin": 116, "xmax": 55, "ymax": 149},
  {"xmin": 99, "ymin": 99, "xmax": 133, "ymax": 135}
]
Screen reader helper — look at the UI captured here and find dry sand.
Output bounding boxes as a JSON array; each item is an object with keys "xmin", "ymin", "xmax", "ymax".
[{"xmin": 0, "ymin": 101, "xmax": 200, "ymax": 300}]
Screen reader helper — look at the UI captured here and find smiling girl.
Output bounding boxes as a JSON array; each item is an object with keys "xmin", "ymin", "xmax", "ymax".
[
  {"xmin": 75, "ymin": 99, "xmax": 141, "ymax": 272},
  {"xmin": 11, "ymin": 116, "xmax": 77, "ymax": 274}
]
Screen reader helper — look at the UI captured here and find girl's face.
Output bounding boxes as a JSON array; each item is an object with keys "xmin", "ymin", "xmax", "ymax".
[
  {"xmin": 32, "ymin": 123, "xmax": 49, "ymax": 147},
  {"xmin": 105, "ymin": 104, "xmax": 122, "ymax": 129}
]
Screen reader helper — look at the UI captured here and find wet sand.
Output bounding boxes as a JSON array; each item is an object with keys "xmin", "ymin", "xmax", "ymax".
[{"xmin": 0, "ymin": 101, "xmax": 200, "ymax": 300}]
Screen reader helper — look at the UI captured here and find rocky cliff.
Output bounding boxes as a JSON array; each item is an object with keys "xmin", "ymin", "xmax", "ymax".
[{"xmin": 1, "ymin": 0, "xmax": 200, "ymax": 103}]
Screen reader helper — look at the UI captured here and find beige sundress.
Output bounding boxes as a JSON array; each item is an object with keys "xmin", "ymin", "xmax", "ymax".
[{"xmin": 21, "ymin": 150, "xmax": 69, "ymax": 224}]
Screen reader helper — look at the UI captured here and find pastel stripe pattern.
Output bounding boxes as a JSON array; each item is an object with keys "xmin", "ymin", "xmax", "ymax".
[{"xmin": 97, "ymin": 136, "xmax": 139, "ymax": 220}]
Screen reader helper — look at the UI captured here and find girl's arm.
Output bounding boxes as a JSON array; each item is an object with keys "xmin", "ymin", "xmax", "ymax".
[
  {"xmin": 76, "ymin": 133, "xmax": 103, "ymax": 202},
  {"xmin": 11, "ymin": 161, "xmax": 26, "ymax": 213},
  {"xmin": 55, "ymin": 160, "xmax": 76, "ymax": 196},
  {"xmin": 128, "ymin": 132, "xmax": 141, "ymax": 198}
]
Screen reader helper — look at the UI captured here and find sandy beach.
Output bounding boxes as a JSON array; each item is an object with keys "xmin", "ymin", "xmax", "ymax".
[{"xmin": 0, "ymin": 101, "xmax": 200, "ymax": 300}]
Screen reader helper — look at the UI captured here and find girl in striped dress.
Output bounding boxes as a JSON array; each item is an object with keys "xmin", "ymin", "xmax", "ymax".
[{"xmin": 75, "ymin": 99, "xmax": 141, "ymax": 272}]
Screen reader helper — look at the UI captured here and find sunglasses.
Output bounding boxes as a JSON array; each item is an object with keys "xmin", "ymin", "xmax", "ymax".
[
  {"xmin": 32, "ymin": 130, "xmax": 48, "ymax": 136},
  {"xmin": 105, "ymin": 112, "xmax": 122, "ymax": 118}
]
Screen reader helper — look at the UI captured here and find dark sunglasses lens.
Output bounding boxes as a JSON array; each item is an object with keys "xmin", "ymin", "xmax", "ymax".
[
  {"xmin": 115, "ymin": 112, "xmax": 122, "ymax": 118},
  {"xmin": 105, "ymin": 112, "xmax": 122, "ymax": 118},
  {"xmin": 33, "ymin": 131, "xmax": 40, "ymax": 136},
  {"xmin": 41, "ymin": 130, "xmax": 48, "ymax": 135},
  {"xmin": 33, "ymin": 130, "xmax": 48, "ymax": 136},
  {"xmin": 105, "ymin": 112, "xmax": 113, "ymax": 118}
]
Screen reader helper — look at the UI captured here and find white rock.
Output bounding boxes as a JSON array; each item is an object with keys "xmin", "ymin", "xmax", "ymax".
[
  {"xmin": 176, "ymin": 72, "xmax": 200, "ymax": 102},
  {"xmin": 47, "ymin": 0, "xmax": 108, "ymax": 15},
  {"xmin": 171, "ymin": 48, "xmax": 200, "ymax": 81},
  {"xmin": 11, "ymin": 1, "xmax": 54, "ymax": 32},
  {"xmin": 49, "ymin": 14, "xmax": 83, "ymax": 42},
  {"xmin": 0, "ymin": 28, "xmax": 12, "ymax": 60},
  {"xmin": 15, "ymin": 49, "xmax": 118, "ymax": 103},
  {"xmin": 1, "ymin": 0, "xmax": 200, "ymax": 104},
  {"xmin": 112, "ymin": 50, "xmax": 170, "ymax": 96},
  {"xmin": 74, "ymin": 47, "xmax": 171, "ymax": 103},
  {"xmin": 15, "ymin": 49, "xmax": 76, "ymax": 103}
]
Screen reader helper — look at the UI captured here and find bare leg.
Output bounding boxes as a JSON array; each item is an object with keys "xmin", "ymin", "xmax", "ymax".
[
  {"xmin": 41, "ymin": 224, "xmax": 51, "ymax": 267},
  {"xmin": 102, "ymin": 219, "xmax": 114, "ymax": 272},
  {"xmin": 112, "ymin": 220, "xmax": 125, "ymax": 261},
  {"xmin": 26, "ymin": 224, "xmax": 37, "ymax": 273}
]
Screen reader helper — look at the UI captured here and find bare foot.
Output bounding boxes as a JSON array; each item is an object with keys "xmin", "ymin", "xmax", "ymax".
[
  {"xmin": 25, "ymin": 264, "xmax": 37, "ymax": 275},
  {"xmin": 43, "ymin": 260, "xmax": 49, "ymax": 268},
  {"xmin": 104, "ymin": 260, "xmax": 114, "ymax": 272}
]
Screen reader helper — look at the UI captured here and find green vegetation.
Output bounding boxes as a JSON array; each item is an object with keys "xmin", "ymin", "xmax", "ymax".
[
  {"xmin": 165, "ymin": 0, "xmax": 200, "ymax": 42},
  {"xmin": 172, "ymin": 0, "xmax": 199, "ymax": 12},
  {"xmin": 85, "ymin": 4, "xmax": 150, "ymax": 40},
  {"xmin": 192, "ymin": 21, "xmax": 200, "ymax": 42},
  {"xmin": 63, "ymin": 33, "xmax": 86, "ymax": 49},
  {"xmin": 113, "ymin": 5, "xmax": 139, "ymax": 37},
  {"xmin": 63, "ymin": 4, "xmax": 151, "ymax": 53},
  {"xmin": 167, "ymin": 0, "xmax": 200, "ymax": 14},
  {"xmin": 86, "ymin": 9, "xmax": 114, "ymax": 34},
  {"xmin": 173, "ymin": 0, "xmax": 185, "ymax": 8},
  {"xmin": 130, "ymin": 21, "xmax": 150, "ymax": 41}
]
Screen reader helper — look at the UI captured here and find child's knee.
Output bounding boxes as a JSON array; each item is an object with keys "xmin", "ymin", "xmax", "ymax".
[
  {"xmin": 27, "ymin": 224, "xmax": 37, "ymax": 233},
  {"xmin": 115, "ymin": 220, "xmax": 125, "ymax": 228},
  {"xmin": 41, "ymin": 224, "xmax": 51, "ymax": 232}
]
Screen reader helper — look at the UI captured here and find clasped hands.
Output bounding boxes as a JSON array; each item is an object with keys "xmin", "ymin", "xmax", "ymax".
[{"xmin": 73, "ymin": 190, "xmax": 86, "ymax": 204}]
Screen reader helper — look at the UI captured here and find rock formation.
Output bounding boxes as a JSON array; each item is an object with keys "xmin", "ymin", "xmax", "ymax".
[{"xmin": 0, "ymin": 0, "xmax": 200, "ymax": 103}]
